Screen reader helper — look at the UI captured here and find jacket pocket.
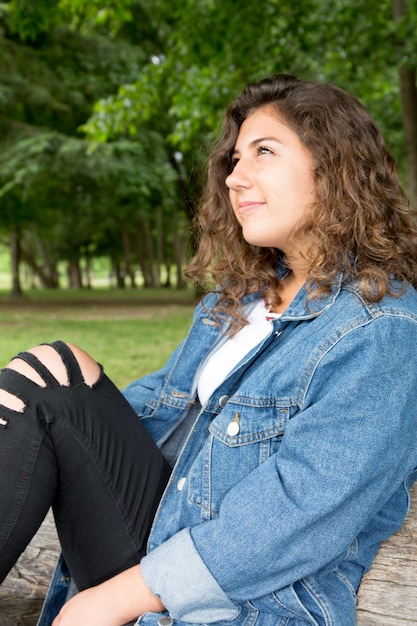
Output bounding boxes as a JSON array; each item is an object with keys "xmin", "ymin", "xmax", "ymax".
[{"xmin": 187, "ymin": 401, "xmax": 290, "ymax": 519}]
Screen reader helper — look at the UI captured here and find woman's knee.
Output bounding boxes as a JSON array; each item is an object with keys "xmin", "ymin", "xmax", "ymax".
[
  {"xmin": 0, "ymin": 342, "xmax": 101, "ymax": 428},
  {"xmin": 4, "ymin": 342, "xmax": 101, "ymax": 391},
  {"xmin": 64, "ymin": 343, "xmax": 101, "ymax": 386}
]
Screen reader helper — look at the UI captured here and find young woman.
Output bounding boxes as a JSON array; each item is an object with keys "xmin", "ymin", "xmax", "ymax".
[{"xmin": 1, "ymin": 73, "xmax": 417, "ymax": 626}]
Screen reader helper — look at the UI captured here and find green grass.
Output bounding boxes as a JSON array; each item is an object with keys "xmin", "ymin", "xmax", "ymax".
[{"xmin": 0, "ymin": 289, "xmax": 197, "ymax": 389}]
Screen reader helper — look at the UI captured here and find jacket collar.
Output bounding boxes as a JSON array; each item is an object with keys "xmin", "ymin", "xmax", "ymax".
[
  {"xmin": 280, "ymin": 275, "xmax": 343, "ymax": 321},
  {"xmin": 239, "ymin": 261, "xmax": 344, "ymax": 322}
]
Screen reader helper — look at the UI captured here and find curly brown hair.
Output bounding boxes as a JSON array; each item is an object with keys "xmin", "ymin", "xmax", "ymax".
[{"xmin": 186, "ymin": 73, "xmax": 417, "ymax": 326}]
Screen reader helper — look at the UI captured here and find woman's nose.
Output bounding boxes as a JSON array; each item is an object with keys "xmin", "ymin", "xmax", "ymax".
[{"xmin": 225, "ymin": 158, "xmax": 252, "ymax": 190}]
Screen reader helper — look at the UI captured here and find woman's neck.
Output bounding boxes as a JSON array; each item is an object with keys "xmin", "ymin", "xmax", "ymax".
[{"xmin": 267, "ymin": 272, "xmax": 307, "ymax": 313}]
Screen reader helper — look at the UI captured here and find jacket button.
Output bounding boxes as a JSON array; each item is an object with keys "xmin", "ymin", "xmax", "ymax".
[
  {"xmin": 227, "ymin": 421, "xmax": 240, "ymax": 436},
  {"xmin": 177, "ymin": 477, "xmax": 186, "ymax": 491},
  {"xmin": 219, "ymin": 394, "xmax": 230, "ymax": 407},
  {"xmin": 157, "ymin": 618, "xmax": 173, "ymax": 626}
]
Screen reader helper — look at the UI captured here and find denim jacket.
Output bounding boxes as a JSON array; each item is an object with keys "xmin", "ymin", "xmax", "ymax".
[{"xmin": 38, "ymin": 278, "xmax": 417, "ymax": 626}]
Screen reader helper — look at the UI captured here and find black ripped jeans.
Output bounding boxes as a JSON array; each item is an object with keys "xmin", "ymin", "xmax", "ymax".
[{"xmin": 0, "ymin": 341, "xmax": 171, "ymax": 591}]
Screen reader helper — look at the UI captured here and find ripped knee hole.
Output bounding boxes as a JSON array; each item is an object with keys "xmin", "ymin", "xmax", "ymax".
[
  {"xmin": 0, "ymin": 388, "xmax": 25, "ymax": 412},
  {"xmin": 0, "ymin": 389, "xmax": 26, "ymax": 425}
]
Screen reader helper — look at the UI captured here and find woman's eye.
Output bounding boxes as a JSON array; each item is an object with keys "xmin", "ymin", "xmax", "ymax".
[
  {"xmin": 257, "ymin": 145, "xmax": 273, "ymax": 156},
  {"xmin": 229, "ymin": 157, "xmax": 239, "ymax": 171}
]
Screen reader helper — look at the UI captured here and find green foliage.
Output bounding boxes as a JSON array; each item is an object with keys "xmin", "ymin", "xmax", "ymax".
[
  {"xmin": 4, "ymin": 0, "xmax": 61, "ymax": 41},
  {"xmin": 0, "ymin": 25, "xmax": 146, "ymax": 137},
  {"xmin": 4, "ymin": 0, "xmax": 134, "ymax": 41},
  {"xmin": 58, "ymin": 0, "xmax": 133, "ymax": 37},
  {"xmin": 0, "ymin": 131, "xmax": 178, "ymax": 262},
  {"xmin": 81, "ymin": 0, "xmax": 416, "ymax": 167}
]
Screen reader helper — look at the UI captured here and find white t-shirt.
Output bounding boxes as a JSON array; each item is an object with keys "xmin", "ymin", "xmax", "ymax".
[{"xmin": 197, "ymin": 300, "xmax": 281, "ymax": 405}]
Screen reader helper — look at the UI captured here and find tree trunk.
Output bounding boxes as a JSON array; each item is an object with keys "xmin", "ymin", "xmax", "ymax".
[
  {"xmin": 398, "ymin": 65, "xmax": 417, "ymax": 207},
  {"xmin": 136, "ymin": 212, "xmax": 159, "ymax": 288},
  {"xmin": 172, "ymin": 209, "xmax": 187, "ymax": 289},
  {"xmin": 84, "ymin": 257, "xmax": 93, "ymax": 289},
  {"xmin": 33, "ymin": 229, "xmax": 60, "ymax": 288},
  {"xmin": 67, "ymin": 258, "xmax": 83, "ymax": 288},
  {"xmin": 393, "ymin": 0, "xmax": 417, "ymax": 208},
  {"xmin": 10, "ymin": 224, "xmax": 23, "ymax": 296},
  {"xmin": 156, "ymin": 205, "xmax": 164, "ymax": 275},
  {"xmin": 111, "ymin": 256, "xmax": 125, "ymax": 288},
  {"xmin": 19, "ymin": 227, "xmax": 60, "ymax": 289},
  {"xmin": 20, "ymin": 246, "xmax": 58, "ymax": 289},
  {"xmin": 121, "ymin": 226, "xmax": 136, "ymax": 288}
]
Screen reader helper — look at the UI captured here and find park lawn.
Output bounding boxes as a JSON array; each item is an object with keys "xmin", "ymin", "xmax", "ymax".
[{"xmin": 0, "ymin": 289, "xmax": 197, "ymax": 389}]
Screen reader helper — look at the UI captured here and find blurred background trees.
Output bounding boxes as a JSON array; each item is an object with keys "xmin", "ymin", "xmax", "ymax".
[{"xmin": 0, "ymin": 0, "xmax": 416, "ymax": 295}]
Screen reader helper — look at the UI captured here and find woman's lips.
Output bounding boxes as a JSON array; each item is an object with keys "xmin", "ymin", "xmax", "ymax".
[{"xmin": 238, "ymin": 201, "xmax": 266, "ymax": 214}]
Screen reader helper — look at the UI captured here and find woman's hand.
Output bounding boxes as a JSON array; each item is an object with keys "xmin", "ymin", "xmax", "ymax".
[{"xmin": 52, "ymin": 564, "xmax": 165, "ymax": 626}]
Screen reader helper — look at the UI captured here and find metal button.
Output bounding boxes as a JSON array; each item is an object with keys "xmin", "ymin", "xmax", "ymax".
[
  {"xmin": 219, "ymin": 394, "xmax": 230, "ymax": 408},
  {"xmin": 157, "ymin": 617, "xmax": 173, "ymax": 626},
  {"xmin": 177, "ymin": 477, "xmax": 186, "ymax": 491},
  {"xmin": 227, "ymin": 421, "xmax": 240, "ymax": 436}
]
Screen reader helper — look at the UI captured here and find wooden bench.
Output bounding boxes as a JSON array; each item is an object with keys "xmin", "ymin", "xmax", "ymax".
[{"xmin": 1, "ymin": 485, "xmax": 417, "ymax": 626}]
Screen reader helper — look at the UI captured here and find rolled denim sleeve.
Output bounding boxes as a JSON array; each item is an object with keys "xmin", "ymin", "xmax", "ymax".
[{"xmin": 140, "ymin": 528, "xmax": 239, "ymax": 623}]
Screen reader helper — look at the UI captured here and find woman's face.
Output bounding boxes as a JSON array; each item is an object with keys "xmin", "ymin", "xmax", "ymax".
[{"xmin": 225, "ymin": 105, "xmax": 316, "ymax": 269}]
